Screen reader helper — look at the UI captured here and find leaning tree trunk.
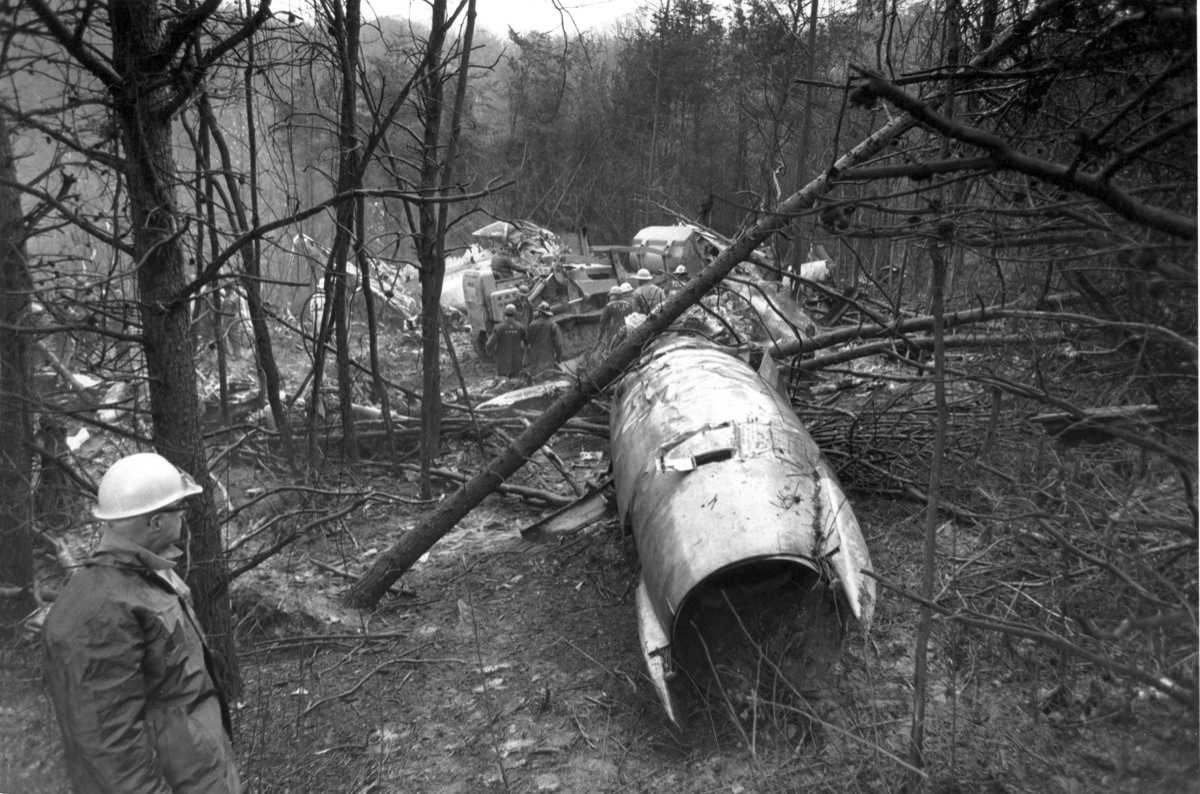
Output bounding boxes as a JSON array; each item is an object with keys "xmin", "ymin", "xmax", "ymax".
[
  {"xmin": 0, "ymin": 114, "xmax": 36, "ymax": 636},
  {"xmin": 109, "ymin": 0, "xmax": 240, "ymax": 695}
]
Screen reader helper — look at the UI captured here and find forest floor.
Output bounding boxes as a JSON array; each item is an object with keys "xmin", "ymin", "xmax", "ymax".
[{"xmin": 2, "ymin": 325, "xmax": 1197, "ymax": 793}]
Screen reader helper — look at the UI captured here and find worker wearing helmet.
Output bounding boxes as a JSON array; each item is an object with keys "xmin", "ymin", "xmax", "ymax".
[
  {"xmin": 485, "ymin": 303, "xmax": 527, "ymax": 378},
  {"xmin": 513, "ymin": 282, "xmax": 533, "ymax": 325},
  {"xmin": 631, "ymin": 268, "xmax": 666, "ymax": 315},
  {"xmin": 598, "ymin": 284, "xmax": 634, "ymax": 354},
  {"xmin": 43, "ymin": 452, "xmax": 242, "ymax": 793},
  {"xmin": 667, "ymin": 264, "xmax": 690, "ymax": 297},
  {"xmin": 524, "ymin": 301, "xmax": 565, "ymax": 379}
]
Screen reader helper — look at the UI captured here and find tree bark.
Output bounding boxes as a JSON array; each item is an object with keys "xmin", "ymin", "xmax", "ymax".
[
  {"xmin": 0, "ymin": 113, "xmax": 36, "ymax": 636},
  {"xmin": 415, "ymin": 0, "xmax": 450, "ymax": 499},
  {"xmin": 789, "ymin": 0, "xmax": 820, "ymax": 273},
  {"xmin": 305, "ymin": 0, "xmax": 363, "ymax": 464},
  {"xmin": 108, "ymin": 0, "xmax": 239, "ymax": 695},
  {"xmin": 331, "ymin": 0, "xmax": 361, "ymax": 462}
]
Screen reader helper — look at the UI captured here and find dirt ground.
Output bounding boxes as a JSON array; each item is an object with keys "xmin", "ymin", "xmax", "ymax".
[{"xmin": 2, "ymin": 329, "xmax": 1197, "ymax": 793}]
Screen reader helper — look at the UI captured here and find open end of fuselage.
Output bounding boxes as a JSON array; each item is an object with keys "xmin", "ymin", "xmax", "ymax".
[{"xmin": 667, "ymin": 558, "xmax": 849, "ymax": 724}]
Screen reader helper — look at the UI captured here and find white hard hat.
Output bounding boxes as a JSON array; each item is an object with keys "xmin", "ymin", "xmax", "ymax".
[
  {"xmin": 673, "ymin": 264, "xmax": 688, "ymax": 275},
  {"xmin": 620, "ymin": 282, "xmax": 634, "ymax": 294},
  {"xmin": 504, "ymin": 303, "xmax": 517, "ymax": 315},
  {"xmin": 607, "ymin": 285, "xmax": 622, "ymax": 297},
  {"xmin": 634, "ymin": 268, "xmax": 653, "ymax": 281},
  {"xmin": 93, "ymin": 452, "xmax": 203, "ymax": 520}
]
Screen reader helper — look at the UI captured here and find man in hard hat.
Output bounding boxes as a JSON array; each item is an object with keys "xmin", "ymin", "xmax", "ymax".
[
  {"xmin": 513, "ymin": 282, "xmax": 533, "ymax": 325},
  {"xmin": 524, "ymin": 301, "xmax": 565, "ymax": 379},
  {"xmin": 667, "ymin": 266, "xmax": 696, "ymax": 297},
  {"xmin": 43, "ymin": 452, "xmax": 242, "ymax": 793},
  {"xmin": 598, "ymin": 284, "xmax": 634, "ymax": 354},
  {"xmin": 631, "ymin": 268, "xmax": 665, "ymax": 315},
  {"xmin": 485, "ymin": 303, "xmax": 527, "ymax": 379},
  {"xmin": 534, "ymin": 258, "xmax": 579, "ymax": 313}
]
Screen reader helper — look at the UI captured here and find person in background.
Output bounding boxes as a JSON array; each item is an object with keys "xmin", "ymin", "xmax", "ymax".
[
  {"xmin": 485, "ymin": 303, "xmax": 527, "ymax": 379},
  {"xmin": 598, "ymin": 284, "xmax": 634, "ymax": 353},
  {"xmin": 43, "ymin": 452, "xmax": 242, "ymax": 794},
  {"xmin": 536, "ymin": 259, "xmax": 579, "ymax": 313},
  {"xmin": 631, "ymin": 268, "xmax": 665, "ymax": 315},
  {"xmin": 513, "ymin": 282, "xmax": 533, "ymax": 325},
  {"xmin": 490, "ymin": 250, "xmax": 518, "ymax": 279},
  {"xmin": 667, "ymin": 264, "xmax": 690, "ymax": 296},
  {"xmin": 524, "ymin": 300, "xmax": 565, "ymax": 379}
]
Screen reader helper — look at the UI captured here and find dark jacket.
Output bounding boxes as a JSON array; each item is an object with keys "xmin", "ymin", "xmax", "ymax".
[
  {"xmin": 524, "ymin": 316, "xmax": 565, "ymax": 376},
  {"xmin": 486, "ymin": 318, "xmax": 526, "ymax": 377},
  {"xmin": 632, "ymin": 282, "xmax": 666, "ymax": 315},
  {"xmin": 43, "ymin": 531, "xmax": 241, "ymax": 794},
  {"xmin": 598, "ymin": 298, "xmax": 634, "ymax": 350}
]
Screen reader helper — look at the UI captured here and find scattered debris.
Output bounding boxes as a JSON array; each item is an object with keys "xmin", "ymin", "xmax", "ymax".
[{"xmin": 520, "ymin": 478, "xmax": 614, "ymax": 539}]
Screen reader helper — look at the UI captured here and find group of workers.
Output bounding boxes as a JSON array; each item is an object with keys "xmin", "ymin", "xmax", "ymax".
[
  {"xmin": 597, "ymin": 264, "xmax": 692, "ymax": 352},
  {"xmin": 486, "ymin": 263, "xmax": 692, "ymax": 379},
  {"xmin": 485, "ymin": 298, "xmax": 565, "ymax": 381}
]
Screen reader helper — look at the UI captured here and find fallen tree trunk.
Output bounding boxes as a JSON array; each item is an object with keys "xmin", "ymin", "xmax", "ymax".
[
  {"xmin": 344, "ymin": 1, "xmax": 1071, "ymax": 609},
  {"xmin": 392, "ymin": 462, "xmax": 574, "ymax": 507},
  {"xmin": 774, "ymin": 292, "xmax": 1078, "ymax": 360},
  {"xmin": 795, "ymin": 332, "xmax": 1066, "ymax": 371}
]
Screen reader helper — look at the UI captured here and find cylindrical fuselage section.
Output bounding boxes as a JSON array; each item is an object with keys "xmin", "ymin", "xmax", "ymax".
[{"xmin": 610, "ymin": 338, "xmax": 836, "ymax": 645}]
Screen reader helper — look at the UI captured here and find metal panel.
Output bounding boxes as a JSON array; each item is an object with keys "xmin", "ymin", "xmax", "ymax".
[{"xmin": 610, "ymin": 336, "xmax": 875, "ymax": 723}]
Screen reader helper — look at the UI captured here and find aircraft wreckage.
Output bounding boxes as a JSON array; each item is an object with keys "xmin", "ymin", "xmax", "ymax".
[{"xmin": 609, "ymin": 336, "xmax": 875, "ymax": 725}]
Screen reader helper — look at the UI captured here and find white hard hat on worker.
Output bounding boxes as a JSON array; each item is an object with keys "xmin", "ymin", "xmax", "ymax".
[{"xmin": 94, "ymin": 452, "xmax": 203, "ymax": 521}]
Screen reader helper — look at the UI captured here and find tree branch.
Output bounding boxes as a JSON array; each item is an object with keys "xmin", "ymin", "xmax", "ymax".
[
  {"xmin": 851, "ymin": 66, "xmax": 1197, "ymax": 239},
  {"xmin": 0, "ymin": 176, "xmax": 133, "ymax": 254},
  {"xmin": 867, "ymin": 572, "xmax": 1196, "ymax": 707},
  {"xmin": 158, "ymin": 0, "xmax": 225, "ymax": 67},
  {"xmin": 837, "ymin": 156, "xmax": 994, "ymax": 181},
  {"xmin": 23, "ymin": 0, "xmax": 120, "ymax": 86},
  {"xmin": 172, "ymin": 180, "xmax": 512, "ymax": 307}
]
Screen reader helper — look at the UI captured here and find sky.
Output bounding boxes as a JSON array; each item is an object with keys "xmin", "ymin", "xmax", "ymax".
[{"xmin": 362, "ymin": 0, "xmax": 647, "ymax": 36}]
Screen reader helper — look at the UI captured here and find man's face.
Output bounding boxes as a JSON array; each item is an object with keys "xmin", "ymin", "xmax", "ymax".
[{"xmin": 129, "ymin": 504, "xmax": 186, "ymax": 554}]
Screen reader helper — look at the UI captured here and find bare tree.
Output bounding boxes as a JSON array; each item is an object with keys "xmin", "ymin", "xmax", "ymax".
[
  {"xmin": 23, "ymin": 0, "xmax": 272, "ymax": 695},
  {"xmin": 373, "ymin": 0, "xmax": 478, "ymax": 498},
  {"xmin": 0, "ymin": 113, "xmax": 35, "ymax": 635}
]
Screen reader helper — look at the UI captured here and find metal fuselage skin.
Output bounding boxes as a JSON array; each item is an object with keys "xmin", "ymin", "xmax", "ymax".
[{"xmin": 609, "ymin": 337, "xmax": 874, "ymax": 723}]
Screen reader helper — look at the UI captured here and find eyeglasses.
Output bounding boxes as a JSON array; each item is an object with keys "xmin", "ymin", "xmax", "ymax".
[{"xmin": 154, "ymin": 505, "xmax": 187, "ymax": 518}]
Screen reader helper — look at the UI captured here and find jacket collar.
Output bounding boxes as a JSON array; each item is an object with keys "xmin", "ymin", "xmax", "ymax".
[{"xmin": 94, "ymin": 528, "xmax": 182, "ymax": 572}]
